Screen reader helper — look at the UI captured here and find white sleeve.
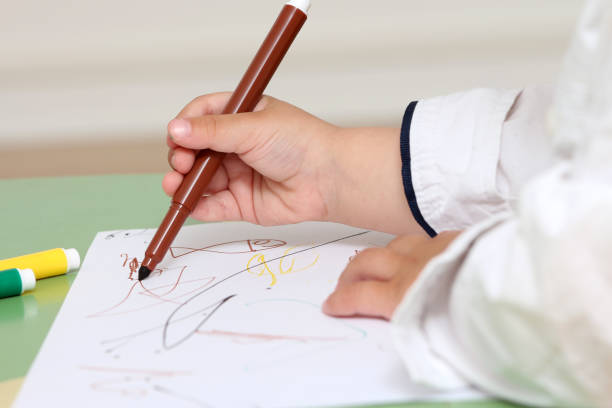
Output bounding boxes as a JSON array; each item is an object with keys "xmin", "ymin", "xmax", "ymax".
[
  {"xmin": 392, "ymin": 166, "xmax": 612, "ymax": 407},
  {"xmin": 402, "ymin": 86, "xmax": 556, "ymax": 235},
  {"xmin": 394, "ymin": 1, "xmax": 612, "ymax": 405}
]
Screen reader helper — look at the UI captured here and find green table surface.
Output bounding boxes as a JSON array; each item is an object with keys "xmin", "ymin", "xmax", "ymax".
[{"xmin": 0, "ymin": 174, "xmax": 523, "ymax": 408}]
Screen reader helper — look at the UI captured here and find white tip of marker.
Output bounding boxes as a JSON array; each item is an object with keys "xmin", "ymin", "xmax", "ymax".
[
  {"xmin": 19, "ymin": 269, "xmax": 36, "ymax": 293},
  {"xmin": 287, "ymin": 0, "xmax": 311, "ymax": 14},
  {"xmin": 64, "ymin": 248, "xmax": 81, "ymax": 272}
]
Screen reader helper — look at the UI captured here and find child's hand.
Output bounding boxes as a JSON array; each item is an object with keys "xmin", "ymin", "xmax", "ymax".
[
  {"xmin": 164, "ymin": 92, "xmax": 424, "ymax": 234},
  {"xmin": 323, "ymin": 231, "xmax": 461, "ymax": 320},
  {"xmin": 164, "ymin": 92, "xmax": 338, "ymax": 225}
]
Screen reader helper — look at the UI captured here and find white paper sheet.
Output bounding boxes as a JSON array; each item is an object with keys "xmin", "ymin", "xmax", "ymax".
[{"xmin": 14, "ymin": 222, "xmax": 482, "ymax": 407}]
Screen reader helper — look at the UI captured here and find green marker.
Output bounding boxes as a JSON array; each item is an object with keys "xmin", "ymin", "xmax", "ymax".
[{"xmin": 0, "ymin": 268, "xmax": 36, "ymax": 299}]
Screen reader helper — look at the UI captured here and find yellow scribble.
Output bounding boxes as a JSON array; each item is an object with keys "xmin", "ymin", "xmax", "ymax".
[
  {"xmin": 280, "ymin": 247, "xmax": 319, "ymax": 274},
  {"xmin": 246, "ymin": 254, "xmax": 277, "ymax": 286},
  {"xmin": 245, "ymin": 247, "xmax": 320, "ymax": 287}
]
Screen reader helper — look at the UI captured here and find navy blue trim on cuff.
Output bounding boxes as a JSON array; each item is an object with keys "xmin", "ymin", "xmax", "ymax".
[{"xmin": 400, "ymin": 101, "xmax": 437, "ymax": 237}]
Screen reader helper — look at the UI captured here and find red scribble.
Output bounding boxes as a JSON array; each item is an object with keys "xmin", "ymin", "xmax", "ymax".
[
  {"xmin": 195, "ymin": 329, "xmax": 347, "ymax": 344},
  {"xmin": 88, "ymin": 281, "xmax": 140, "ymax": 318},
  {"xmin": 86, "ymin": 275, "xmax": 216, "ymax": 318},
  {"xmin": 170, "ymin": 239, "xmax": 286, "ymax": 258},
  {"xmin": 91, "ymin": 238, "xmax": 286, "ymax": 319},
  {"xmin": 82, "ymin": 367, "xmax": 189, "ymax": 398},
  {"xmin": 349, "ymin": 249, "xmax": 361, "ymax": 262},
  {"xmin": 121, "ymin": 253, "xmax": 164, "ymax": 280},
  {"xmin": 88, "ymin": 262, "xmax": 214, "ymax": 318},
  {"xmin": 120, "ymin": 253, "xmax": 129, "ymax": 267},
  {"xmin": 90, "ymin": 378, "xmax": 149, "ymax": 398},
  {"xmin": 129, "ymin": 258, "xmax": 139, "ymax": 277},
  {"xmin": 139, "ymin": 266, "xmax": 188, "ymax": 298}
]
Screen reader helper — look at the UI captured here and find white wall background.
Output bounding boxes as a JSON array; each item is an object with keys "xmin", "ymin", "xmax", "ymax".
[{"xmin": 1, "ymin": 0, "xmax": 584, "ymax": 148}]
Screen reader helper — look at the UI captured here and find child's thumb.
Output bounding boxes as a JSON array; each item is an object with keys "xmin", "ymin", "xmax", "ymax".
[{"xmin": 167, "ymin": 112, "xmax": 262, "ymax": 154}]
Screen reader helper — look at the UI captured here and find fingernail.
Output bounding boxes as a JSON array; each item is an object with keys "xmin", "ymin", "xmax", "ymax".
[
  {"xmin": 170, "ymin": 152, "xmax": 176, "ymax": 170},
  {"xmin": 169, "ymin": 119, "xmax": 191, "ymax": 140}
]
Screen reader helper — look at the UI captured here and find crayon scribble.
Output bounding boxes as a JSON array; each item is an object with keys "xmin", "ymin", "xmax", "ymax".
[
  {"xmin": 162, "ymin": 231, "xmax": 369, "ymax": 350},
  {"xmin": 246, "ymin": 246, "xmax": 319, "ymax": 286},
  {"xmin": 89, "ymin": 238, "xmax": 287, "ymax": 319},
  {"xmin": 170, "ymin": 239, "xmax": 286, "ymax": 258}
]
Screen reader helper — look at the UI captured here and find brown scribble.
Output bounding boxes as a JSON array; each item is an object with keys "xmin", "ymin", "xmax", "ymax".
[
  {"xmin": 170, "ymin": 239, "xmax": 286, "ymax": 258},
  {"xmin": 120, "ymin": 253, "xmax": 163, "ymax": 280},
  {"xmin": 80, "ymin": 366, "xmax": 209, "ymax": 406},
  {"xmin": 348, "ymin": 249, "xmax": 361, "ymax": 262},
  {"xmin": 87, "ymin": 263, "xmax": 216, "ymax": 319}
]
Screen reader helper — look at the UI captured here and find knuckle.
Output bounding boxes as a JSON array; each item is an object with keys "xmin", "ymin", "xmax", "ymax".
[
  {"xmin": 337, "ymin": 265, "xmax": 357, "ymax": 286},
  {"xmin": 372, "ymin": 247, "xmax": 399, "ymax": 264},
  {"xmin": 198, "ymin": 115, "xmax": 218, "ymax": 141},
  {"xmin": 353, "ymin": 247, "xmax": 383, "ymax": 263},
  {"xmin": 190, "ymin": 94, "xmax": 207, "ymax": 105},
  {"xmin": 351, "ymin": 283, "xmax": 368, "ymax": 302},
  {"xmin": 256, "ymin": 95, "xmax": 275, "ymax": 111},
  {"xmin": 179, "ymin": 94, "xmax": 209, "ymax": 115},
  {"xmin": 349, "ymin": 247, "xmax": 399, "ymax": 274}
]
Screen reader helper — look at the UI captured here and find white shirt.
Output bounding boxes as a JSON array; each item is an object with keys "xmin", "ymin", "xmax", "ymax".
[{"xmin": 391, "ymin": 1, "xmax": 612, "ymax": 407}]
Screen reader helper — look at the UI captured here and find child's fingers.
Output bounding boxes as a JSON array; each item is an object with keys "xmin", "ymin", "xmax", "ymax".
[
  {"xmin": 176, "ymin": 92, "xmax": 272, "ymax": 119},
  {"xmin": 201, "ymin": 162, "xmax": 230, "ymax": 195},
  {"xmin": 162, "ymin": 164, "xmax": 230, "ymax": 198},
  {"xmin": 190, "ymin": 190, "xmax": 244, "ymax": 222},
  {"xmin": 323, "ymin": 280, "xmax": 397, "ymax": 320},
  {"xmin": 162, "ymin": 171, "xmax": 184, "ymax": 197},
  {"xmin": 175, "ymin": 92, "xmax": 234, "ymax": 119},
  {"xmin": 167, "ymin": 93, "xmax": 234, "ymax": 150},
  {"xmin": 168, "ymin": 147, "xmax": 196, "ymax": 174},
  {"xmin": 336, "ymin": 248, "xmax": 401, "ymax": 288},
  {"xmin": 168, "ymin": 94, "xmax": 274, "ymax": 152},
  {"xmin": 167, "ymin": 111, "xmax": 266, "ymax": 153},
  {"xmin": 167, "ymin": 134, "xmax": 178, "ymax": 149},
  {"xmin": 164, "ymin": 170, "xmax": 243, "ymax": 222},
  {"xmin": 167, "ymin": 148, "xmax": 174, "ymax": 169}
]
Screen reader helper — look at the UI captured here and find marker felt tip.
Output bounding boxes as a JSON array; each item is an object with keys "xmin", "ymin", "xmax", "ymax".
[
  {"xmin": 0, "ymin": 248, "xmax": 80, "ymax": 280},
  {"xmin": 0, "ymin": 268, "xmax": 36, "ymax": 299}
]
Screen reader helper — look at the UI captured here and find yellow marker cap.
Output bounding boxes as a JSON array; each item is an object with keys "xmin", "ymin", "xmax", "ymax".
[{"xmin": 0, "ymin": 248, "xmax": 81, "ymax": 280}]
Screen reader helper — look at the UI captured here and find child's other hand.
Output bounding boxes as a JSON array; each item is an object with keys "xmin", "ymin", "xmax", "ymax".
[
  {"xmin": 323, "ymin": 231, "xmax": 461, "ymax": 320},
  {"xmin": 163, "ymin": 93, "xmax": 338, "ymax": 225}
]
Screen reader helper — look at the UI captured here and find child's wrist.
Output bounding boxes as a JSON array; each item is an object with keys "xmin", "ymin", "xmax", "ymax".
[
  {"xmin": 319, "ymin": 126, "xmax": 417, "ymax": 234},
  {"xmin": 317, "ymin": 127, "xmax": 365, "ymax": 225},
  {"xmin": 312, "ymin": 126, "xmax": 347, "ymax": 224}
]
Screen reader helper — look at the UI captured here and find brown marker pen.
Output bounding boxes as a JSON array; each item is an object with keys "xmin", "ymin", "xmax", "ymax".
[{"xmin": 139, "ymin": 0, "xmax": 311, "ymax": 280}]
